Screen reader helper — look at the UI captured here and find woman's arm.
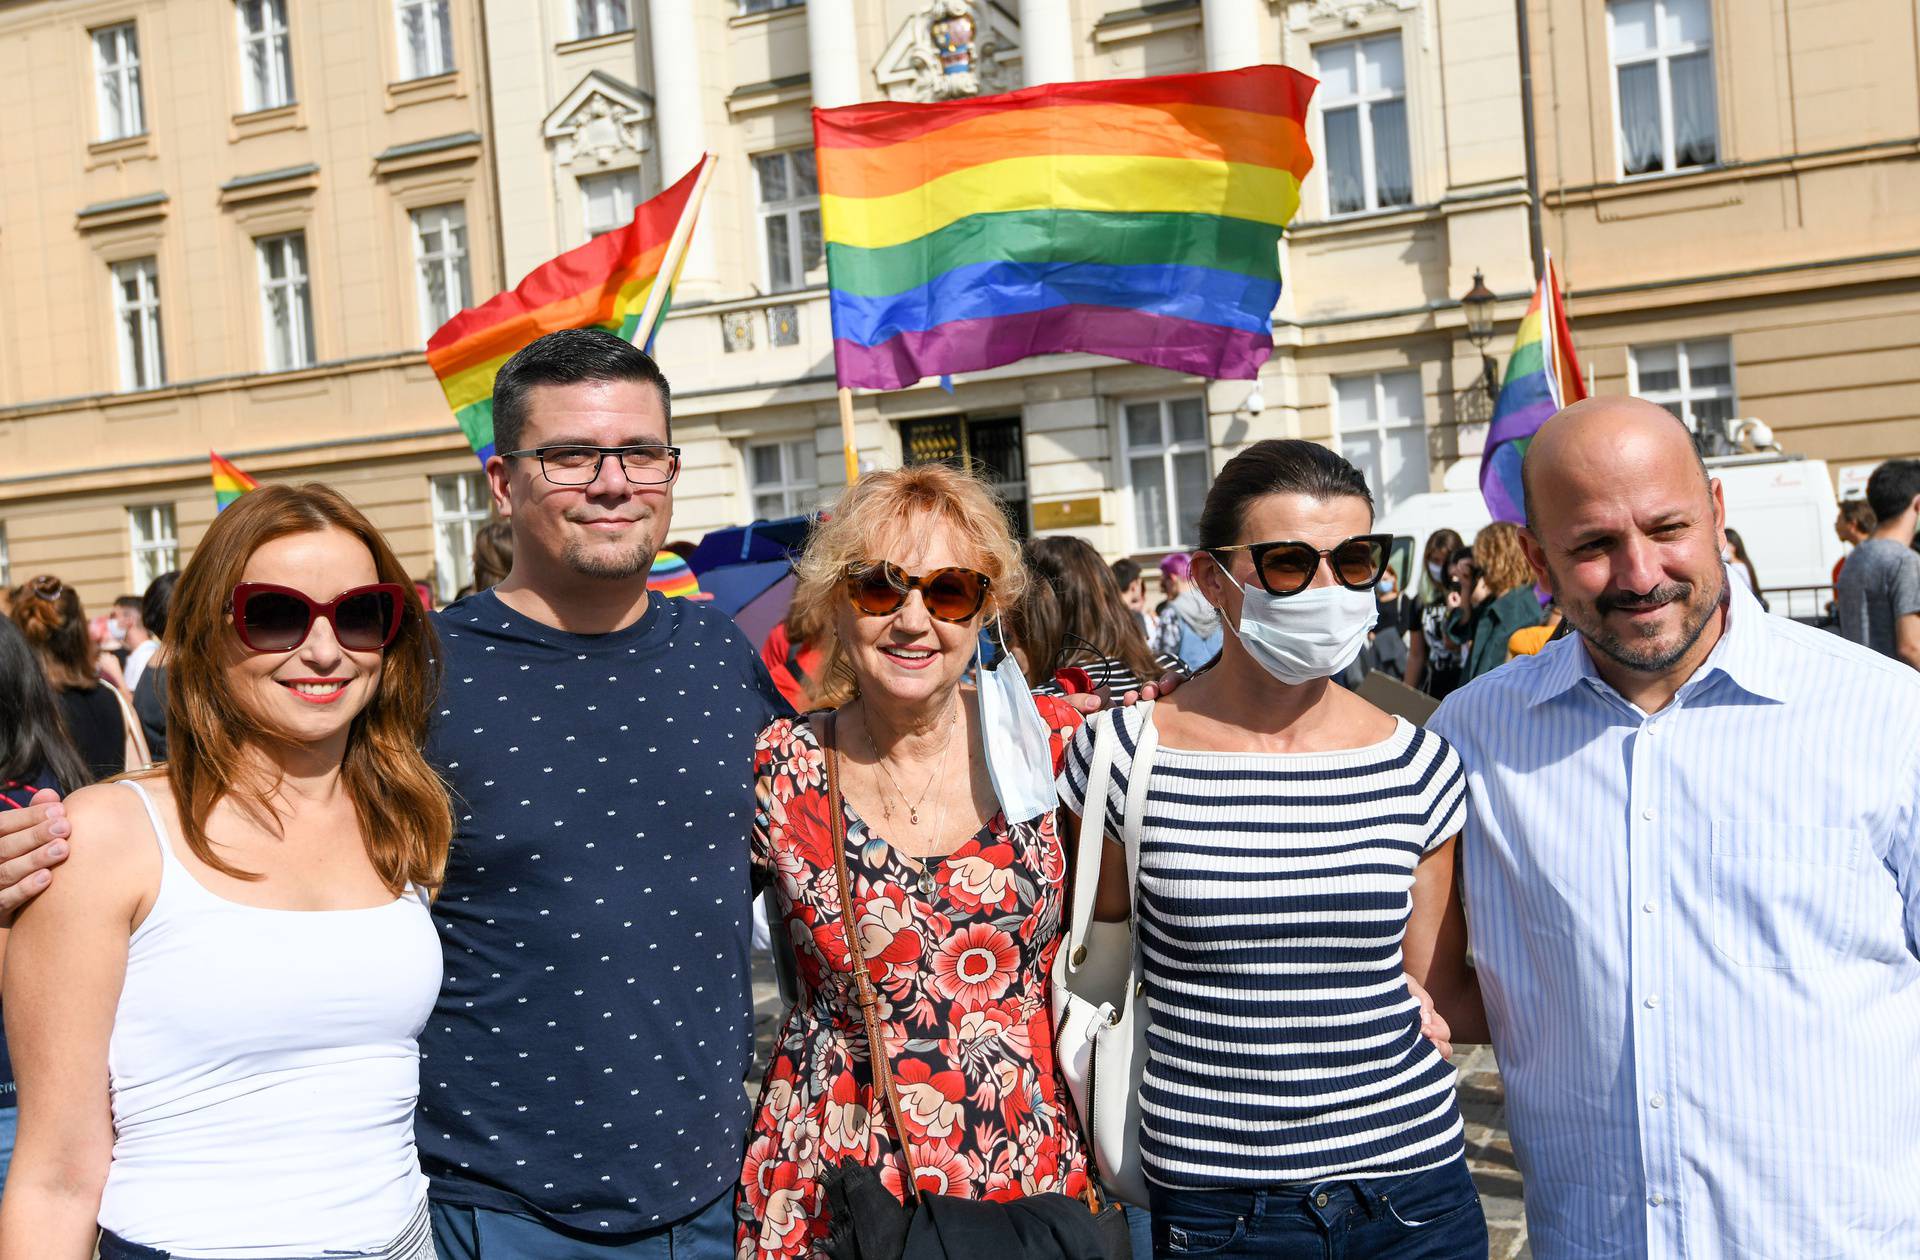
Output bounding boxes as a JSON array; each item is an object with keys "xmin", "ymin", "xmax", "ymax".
[
  {"xmin": 1402, "ymin": 836, "xmax": 1488, "ymax": 1047},
  {"xmin": 0, "ymin": 786, "xmax": 155, "ymax": 1260},
  {"xmin": 1059, "ymin": 811, "xmax": 1133, "ymax": 924}
]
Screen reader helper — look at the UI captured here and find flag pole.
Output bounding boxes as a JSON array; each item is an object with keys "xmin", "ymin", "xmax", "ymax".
[
  {"xmin": 630, "ymin": 153, "xmax": 715, "ymax": 351},
  {"xmin": 838, "ymin": 387, "xmax": 859, "ymax": 485}
]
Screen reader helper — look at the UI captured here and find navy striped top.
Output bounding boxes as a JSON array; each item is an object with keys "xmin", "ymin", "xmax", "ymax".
[{"xmin": 1058, "ymin": 705, "xmax": 1469, "ymax": 1188}]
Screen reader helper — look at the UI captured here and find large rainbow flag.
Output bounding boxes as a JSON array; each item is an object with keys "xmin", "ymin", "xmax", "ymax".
[
  {"xmin": 210, "ymin": 451, "xmax": 259, "ymax": 512},
  {"xmin": 1480, "ymin": 252, "xmax": 1587, "ymax": 523},
  {"xmin": 813, "ymin": 66, "xmax": 1316, "ymax": 391},
  {"xmin": 427, "ymin": 157, "xmax": 711, "ymax": 463}
]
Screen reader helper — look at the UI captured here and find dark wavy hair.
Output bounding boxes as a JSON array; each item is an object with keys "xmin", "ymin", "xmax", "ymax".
[
  {"xmin": 1196, "ymin": 440, "xmax": 1373, "ymax": 551},
  {"xmin": 0, "ymin": 615, "xmax": 91, "ymax": 792},
  {"xmin": 1020, "ymin": 536, "xmax": 1161, "ymax": 685}
]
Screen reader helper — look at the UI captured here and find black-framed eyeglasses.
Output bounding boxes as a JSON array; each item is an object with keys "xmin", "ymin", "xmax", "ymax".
[
  {"xmin": 500, "ymin": 444, "xmax": 681, "ymax": 486},
  {"xmin": 1207, "ymin": 533, "xmax": 1393, "ymax": 597}
]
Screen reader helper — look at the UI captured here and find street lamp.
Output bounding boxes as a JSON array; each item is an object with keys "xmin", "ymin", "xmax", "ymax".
[{"xmin": 1461, "ymin": 269, "xmax": 1500, "ymax": 403}]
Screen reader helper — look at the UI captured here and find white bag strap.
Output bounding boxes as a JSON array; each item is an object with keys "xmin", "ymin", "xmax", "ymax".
[
  {"xmin": 1063, "ymin": 708, "xmax": 1119, "ymax": 962},
  {"xmin": 1120, "ymin": 702, "xmax": 1159, "ymax": 930}
]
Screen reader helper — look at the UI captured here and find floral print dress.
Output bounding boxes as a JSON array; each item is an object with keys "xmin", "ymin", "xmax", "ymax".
[{"xmin": 735, "ymin": 703, "xmax": 1091, "ymax": 1260}]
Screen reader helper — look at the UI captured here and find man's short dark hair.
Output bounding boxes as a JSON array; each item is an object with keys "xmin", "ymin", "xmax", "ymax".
[
  {"xmin": 142, "ymin": 570, "xmax": 179, "ymax": 640},
  {"xmin": 1865, "ymin": 459, "xmax": 1920, "ymax": 523},
  {"xmin": 114, "ymin": 595, "xmax": 142, "ymax": 614},
  {"xmin": 490, "ymin": 328, "xmax": 672, "ymax": 457},
  {"xmin": 1111, "ymin": 557, "xmax": 1142, "ymax": 590}
]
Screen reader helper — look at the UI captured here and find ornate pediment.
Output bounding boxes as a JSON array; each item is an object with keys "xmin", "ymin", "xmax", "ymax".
[
  {"xmin": 875, "ymin": 0, "xmax": 1020, "ymax": 103},
  {"xmin": 1285, "ymin": 0, "xmax": 1421, "ymax": 31},
  {"xmin": 543, "ymin": 71, "xmax": 653, "ymax": 169}
]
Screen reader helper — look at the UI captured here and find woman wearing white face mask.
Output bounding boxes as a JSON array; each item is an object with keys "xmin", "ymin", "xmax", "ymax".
[{"xmin": 1059, "ymin": 440, "xmax": 1487, "ymax": 1260}]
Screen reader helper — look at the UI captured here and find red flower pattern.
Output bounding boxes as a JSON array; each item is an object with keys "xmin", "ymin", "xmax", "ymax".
[{"xmin": 736, "ymin": 705, "xmax": 1087, "ymax": 1260}]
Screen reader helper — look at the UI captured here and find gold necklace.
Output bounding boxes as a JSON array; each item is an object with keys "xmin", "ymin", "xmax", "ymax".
[{"xmin": 863, "ymin": 704, "xmax": 956, "ymax": 828}]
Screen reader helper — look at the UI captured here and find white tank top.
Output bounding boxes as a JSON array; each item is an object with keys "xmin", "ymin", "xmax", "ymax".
[{"xmin": 96, "ymin": 781, "xmax": 441, "ymax": 1258}]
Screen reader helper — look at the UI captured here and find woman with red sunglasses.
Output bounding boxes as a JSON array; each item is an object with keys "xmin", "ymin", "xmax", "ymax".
[
  {"xmin": 0, "ymin": 483, "xmax": 449, "ymax": 1260},
  {"xmin": 734, "ymin": 463, "xmax": 1106, "ymax": 1259}
]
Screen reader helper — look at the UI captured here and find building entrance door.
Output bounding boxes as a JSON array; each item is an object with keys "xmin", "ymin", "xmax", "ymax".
[{"xmin": 899, "ymin": 414, "xmax": 1028, "ymax": 537}]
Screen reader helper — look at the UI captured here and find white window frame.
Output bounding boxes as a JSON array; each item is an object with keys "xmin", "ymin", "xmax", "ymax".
[
  {"xmin": 573, "ymin": 0, "xmax": 632, "ymax": 39},
  {"xmin": 1313, "ymin": 32, "xmax": 1412, "ymax": 216},
  {"xmin": 237, "ymin": 0, "xmax": 295, "ymax": 112},
  {"xmin": 580, "ymin": 169, "xmax": 642, "ymax": 239},
  {"xmin": 257, "ymin": 231, "xmax": 316, "ymax": 371},
  {"xmin": 1628, "ymin": 338, "xmax": 1736, "ymax": 433},
  {"xmin": 112, "ymin": 257, "xmax": 166, "ymax": 392},
  {"xmin": 753, "ymin": 149, "xmax": 823, "ymax": 293},
  {"xmin": 745, "ymin": 437, "xmax": 818, "ymax": 521},
  {"xmin": 737, "ymin": 0, "xmax": 805, "ymax": 13},
  {"xmin": 92, "ymin": 22, "xmax": 145, "ymax": 141},
  {"xmin": 412, "ymin": 204, "xmax": 472, "ymax": 339},
  {"xmin": 128, "ymin": 503, "xmax": 178, "ymax": 592},
  {"xmin": 1330, "ymin": 370, "xmax": 1428, "ymax": 515},
  {"xmin": 395, "ymin": 0, "xmax": 455, "ymax": 80},
  {"xmin": 1607, "ymin": 0, "xmax": 1718, "ymax": 178},
  {"xmin": 1122, "ymin": 396, "xmax": 1212, "ymax": 552},
  {"xmin": 430, "ymin": 473, "xmax": 491, "ymax": 603}
]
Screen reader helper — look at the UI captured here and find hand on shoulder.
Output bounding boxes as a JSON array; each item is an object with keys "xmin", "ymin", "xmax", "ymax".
[{"xmin": 17, "ymin": 776, "xmax": 163, "ymax": 927}]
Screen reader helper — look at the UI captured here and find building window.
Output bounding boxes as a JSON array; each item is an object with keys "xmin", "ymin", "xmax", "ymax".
[
  {"xmin": 738, "ymin": 0, "xmax": 805, "ymax": 12},
  {"xmin": 747, "ymin": 438, "xmax": 817, "ymax": 520},
  {"xmin": 1124, "ymin": 397, "xmax": 1211, "ymax": 550},
  {"xmin": 1631, "ymin": 338, "xmax": 1734, "ymax": 433},
  {"xmin": 257, "ymin": 232, "xmax": 315, "ymax": 371},
  {"xmin": 753, "ymin": 150, "xmax": 823, "ymax": 293},
  {"xmin": 1332, "ymin": 370, "xmax": 1427, "ymax": 514},
  {"xmin": 0, "ymin": 523, "xmax": 10, "ymax": 588},
  {"xmin": 396, "ymin": 0, "xmax": 454, "ymax": 80},
  {"xmin": 129, "ymin": 504, "xmax": 178, "ymax": 591},
  {"xmin": 412, "ymin": 204, "xmax": 471, "ymax": 337},
  {"xmin": 93, "ymin": 23, "xmax": 145, "ymax": 141},
  {"xmin": 112, "ymin": 257, "xmax": 166, "ymax": 392},
  {"xmin": 430, "ymin": 473, "xmax": 491, "ymax": 603},
  {"xmin": 581, "ymin": 169, "xmax": 642, "ymax": 239},
  {"xmin": 1609, "ymin": 0, "xmax": 1717, "ymax": 176},
  {"xmin": 237, "ymin": 0, "xmax": 295, "ymax": 112},
  {"xmin": 1315, "ymin": 33, "xmax": 1411, "ymax": 215},
  {"xmin": 574, "ymin": 0, "xmax": 632, "ymax": 38}
]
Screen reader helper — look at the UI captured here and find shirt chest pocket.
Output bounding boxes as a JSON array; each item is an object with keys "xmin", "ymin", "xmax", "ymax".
[{"xmin": 1709, "ymin": 821, "xmax": 1868, "ymax": 971}]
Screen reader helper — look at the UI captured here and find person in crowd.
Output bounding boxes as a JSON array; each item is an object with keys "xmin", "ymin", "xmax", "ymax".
[
  {"xmin": 0, "ymin": 484, "xmax": 448, "ymax": 1260},
  {"xmin": 1456, "ymin": 523, "xmax": 1544, "ymax": 686},
  {"xmin": 112, "ymin": 596, "xmax": 150, "ymax": 682},
  {"xmin": 1154, "ymin": 552, "xmax": 1222, "ymax": 673},
  {"xmin": 1834, "ymin": 458, "xmax": 1920, "ymax": 670},
  {"xmin": 1504, "ymin": 598, "xmax": 1567, "ymax": 659},
  {"xmin": 762, "ymin": 604, "xmax": 828, "ymax": 713},
  {"xmin": 1023, "ymin": 536, "xmax": 1181, "ymax": 697},
  {"xmin": 129, "ymin": 572, "xmax": 178, "ymax": 763},
  {"xmin": 1062, "ymin": 439, "xmax": 1483, "ymax": 1259},
  {"xmin": 740, "ymin": 463, "xmax": 1094, "ymax": 1258},
  {"xmin": 9, "ymin": 578, "xmax": 134, "ymax": 782},
  {"xmin": 0, "ymin": 615, "xmax": 95, "ymax": 1191},
  {"xmin": 1112, "ymin": 556, "xmax": 1156, "ymax": 643},
  {"xmin": 1721, "ymin": 527, "xmax": 1765, "ymax": 605},
  {"xmin": 1406, "ymin": 531, "xmax": 1470, "ymax": 698},
  {"xmin": 1358, "ymin": 554, "xmax": 1413, "ymax": 679},
  {"xmin": 1428, "ymin": 397, "xmax": 1920, "ymax": 1258},
  {"xmin": 469, "ymin": 519, "xmax": 513, "ymax": 592},
  {"xmin": 1832, "ymin": 498, "xmax": 1875, "ymax": 585}
]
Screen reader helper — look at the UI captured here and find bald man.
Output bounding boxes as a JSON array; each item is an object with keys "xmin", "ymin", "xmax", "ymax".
[{"xmin": 1425, "ymin": 398, "xmax": 1920, "ymax": 1259}]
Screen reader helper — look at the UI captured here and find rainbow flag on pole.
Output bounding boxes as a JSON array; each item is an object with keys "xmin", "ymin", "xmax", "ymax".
[
  {"xmin": 1480, "ymin": 251, "xmax": 1588, "ymax": 523},
  {"xmin": 210, "ymin": 451, "xmax": 259, "ymax": 512},
  {"xmin": 813, "ymin": 66, "xmax": 1316, "ymax": 391},
  {"xmin": 427, "ymin": 156, "xmax": 714, "ymax": 463}
]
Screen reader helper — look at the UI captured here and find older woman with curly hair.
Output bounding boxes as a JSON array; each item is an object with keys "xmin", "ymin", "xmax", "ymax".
[
  {"xmin": 1456, "ymin": 520, "xmax": 1545, "ymax": 685},
  {"xmin": 735, "ymin": 463, "xmax": 1094, "ymax": 1260}
]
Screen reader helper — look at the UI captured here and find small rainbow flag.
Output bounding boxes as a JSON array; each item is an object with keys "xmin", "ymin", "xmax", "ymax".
[
  {"xmin": 814, "ymin": 65, "xmax": 1316, "ymax": 391},
  {"xmin": 1481, "ymin": 252, "xmax": 1588, "ymax": 523},
  {"xmin": 210, "ymin": 452, "xmax": 259, "ymax": 512},
  {"xmin": 427, "ymin": 157, "xmax": 712, "ymax": 463},
  {"xmin": 647, "ymin": 553, "xmax": 709, "ymax": 601}
]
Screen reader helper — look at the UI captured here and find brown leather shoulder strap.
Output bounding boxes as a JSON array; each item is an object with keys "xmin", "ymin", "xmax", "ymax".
[{"xmin": 822, "ymin": 712, "xmax": 922, "ymax": 1205}]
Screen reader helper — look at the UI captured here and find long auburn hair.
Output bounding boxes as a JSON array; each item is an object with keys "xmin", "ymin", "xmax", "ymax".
[
  {"xmin": 10, "ymin": 575, "xmax": 99, "ymax": 690},
  {"xmin": 162, "ymin": 483, "xmax": 450, "ymax": 895},
  {"xmin": 1019, "ymin": 536, "xmax": 1161, "ymax": 686}
]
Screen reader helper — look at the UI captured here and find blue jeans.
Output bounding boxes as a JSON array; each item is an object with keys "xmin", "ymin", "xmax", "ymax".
[
  {"xmin": 0, "ymin": 1105, "xmax": 15, "ymax": 1192},
  {"xmin": 430, "ymin": 1191, "xmax": 732, "ymax": 1260},
  {"xmin": 1148, "ymin": 1157, "xmax": 1487, "ymax": 1259}
]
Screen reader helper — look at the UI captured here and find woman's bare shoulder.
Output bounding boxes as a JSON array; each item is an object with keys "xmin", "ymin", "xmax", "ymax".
[{"xmin": 39, "ymin": 777, "xmax": 165, "ymax": 904}]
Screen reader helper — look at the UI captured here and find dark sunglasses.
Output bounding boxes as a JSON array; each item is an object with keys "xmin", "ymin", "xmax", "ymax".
[
  {"xmin": 1207, "ymin": 534, "xmax": 1393, "ymax": 597},
  {"xmin": 845, "ymin": 562, "xmax": 991, "ymax": 624},
  {"xmin": 227, "ymin": 582, "xmax": 408, "ymax": 654}
]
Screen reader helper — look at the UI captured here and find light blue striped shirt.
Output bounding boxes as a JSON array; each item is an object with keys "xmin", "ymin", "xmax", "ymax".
[{"xmin": 1429, "ymin": 578, "xmax": 1920, "ymax": 1259}]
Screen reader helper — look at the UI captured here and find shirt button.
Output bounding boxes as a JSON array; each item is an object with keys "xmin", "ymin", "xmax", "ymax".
[
  {"xmin": 1643, "ymin": 902, "xmax": 1656, "ymax": 914},
  {"xmin": 1649, "ymin": 1193, "xmax": 1666, "ymax": 1207},
  {"xmin": 1641, "ymin": 807, "xmax": 1656, "ymax": 821},
  {"xmin": 1649, "ymin": 1092, "xmax": 1666, "ymax": 1109},
  {"xmin": 1645, "ymin": 995, "xmax": 1661, "ymax": 1009}
]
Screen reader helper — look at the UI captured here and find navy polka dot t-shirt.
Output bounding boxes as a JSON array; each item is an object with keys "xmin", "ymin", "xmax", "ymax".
[{"xmin": 418, "ymin": 589, "xmax": 788, "ymax": 1232}]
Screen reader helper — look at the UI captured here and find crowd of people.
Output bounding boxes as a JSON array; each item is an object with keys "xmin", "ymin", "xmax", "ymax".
[{"xmin": 0, "ymin": 328, "xmax": 1916, "ymax": 1260}]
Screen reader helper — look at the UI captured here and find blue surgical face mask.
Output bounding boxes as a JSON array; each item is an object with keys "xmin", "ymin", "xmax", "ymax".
[{"xmin": 974, "ymin": 623, "xmax": 1059, "ymax": 825}]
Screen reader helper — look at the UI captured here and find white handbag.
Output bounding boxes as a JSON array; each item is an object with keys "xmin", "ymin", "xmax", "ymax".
[{"xmin": 1051, "ymin": 701, "xmax": 1160, "ymax": 1206}]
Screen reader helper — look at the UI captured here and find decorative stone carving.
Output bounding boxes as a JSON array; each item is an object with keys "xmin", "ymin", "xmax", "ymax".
[
  {"xmin": 875, "ymin": 0, "xmax": 1020, "ymax": 103},
  {"xmin": 722, "ymin": 310, "xmax": 757, "ymax": 354},
  {"xmin": 768, "ymin": 304, "xmax": 801, "ymax": 348},
  {"xmin": 543, "ymin": 71, "xmax": 653, "ymax": 169},
  {"xmin": 1285, "ymin": 0, "xmax": 1420, "ymax": 31}
]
